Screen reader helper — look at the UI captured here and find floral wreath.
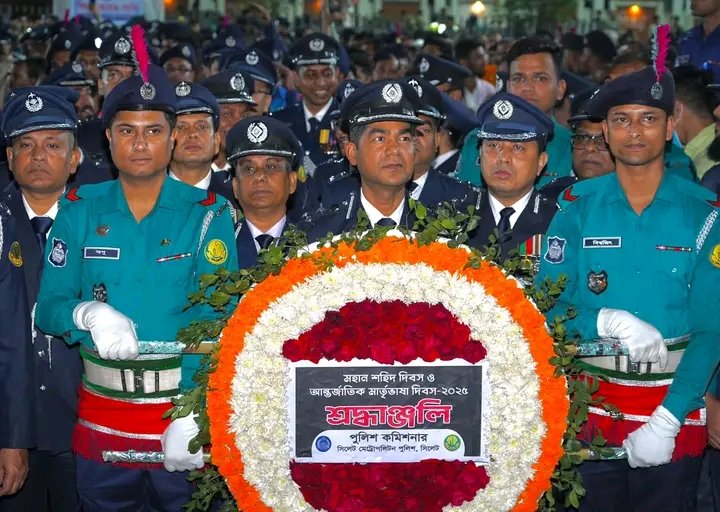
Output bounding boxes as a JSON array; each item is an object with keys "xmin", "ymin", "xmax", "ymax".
[
  {"xmin": 177, "ymin": 205, "xmax": 614, "ymax": 512},
  {"xmin": 199, "ymin": 231, "xmax": 566, "ymax": 512}
]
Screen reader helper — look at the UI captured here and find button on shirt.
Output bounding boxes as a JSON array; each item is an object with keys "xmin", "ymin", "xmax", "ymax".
[
  {"xmin": 360, "ymin": 190, "xmax": 404, "ymax": 227},
  {"xmin": 169, "ymin": 169, "xmax": 214, "ymax": 190},
  {"xmin": 488, "ymin": 189, "xmax": 532, "ymax": 229},
  {"xmin": 247, "ymin": 216, "xmax": 286, "ymax": 252},
  {"xmin": 536, "ymin": 172, "xmax": 716, "ymax": 340},
  {"xmin": 303, "ymin": 99, "xmax": 333, "ymax": 132}
]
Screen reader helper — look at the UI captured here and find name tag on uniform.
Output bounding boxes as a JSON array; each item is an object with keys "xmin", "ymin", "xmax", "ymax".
[
  {"xmin": 83, "ymin": 247, "xmax": 120, "ymax": 260},
  {"xmin": 582, "ymin": 237, "xmax": 622, "ymax": 249}
]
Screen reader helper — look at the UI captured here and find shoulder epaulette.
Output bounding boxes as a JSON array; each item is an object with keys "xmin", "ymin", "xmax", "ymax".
[
  {"xmin": 65, "ymin": 187, "xmax": 81, "ymax": 202},
  {"xmin": 199, "ymin": 191, "xmax": 217, "ymax": 207}
]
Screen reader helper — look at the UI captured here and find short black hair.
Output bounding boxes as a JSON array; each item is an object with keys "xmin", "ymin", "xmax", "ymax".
[
  {"xmin": 422, "ymin": 34, "xmax": 453, "ymax": 60},
  {"xmin": 506, "ymin": 36, "xmax": 562, "ymax": 76},
  {"xmin": 673, "ymin": 65, "xmax": 717, "ymax": 117},
  {"xmin": 348, "ymin": 124, "xmax": 368, "ymax": 145},
  {"xmin": 610, "ymin": 51, "xmax": 650, "ymax": 69},
  {"xmin": 454, "ymin": 38, "xmax": 483, "ymax": 61}
]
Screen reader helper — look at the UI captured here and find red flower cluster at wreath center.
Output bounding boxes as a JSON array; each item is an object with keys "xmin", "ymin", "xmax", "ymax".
[{"xmin": 282, "ymin": 300, "xmax": 489, "ymax": 512}]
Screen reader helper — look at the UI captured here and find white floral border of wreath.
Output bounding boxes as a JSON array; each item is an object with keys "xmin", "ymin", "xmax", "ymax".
[{"xmin": 228, "ymin": 261, "xmax": 545, "ymax": 512}]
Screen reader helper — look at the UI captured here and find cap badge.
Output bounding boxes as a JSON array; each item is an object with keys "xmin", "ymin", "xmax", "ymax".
[
  {"xmin": 272, "ymin": 49, "xmax": 280, "ymax": 60},
  {"xmin": 408, "ymin": 78, "xmax": 422, "ymax": 97},
  {"xmin": 181, "ymin": 45, "xmax": 192, "ymax": 58},
  {"xmin": 225, "ymin": 36, "xmax": 236, "ymax": 48},
  {"xmin": 492, "ymin": 100, "xmax": 513, "ymax": 120},
  {"xmin": 175, "ymin": 82, "xmax": 191, "ymax": 97},
  {"xmin": 114, "ymin": 37, "xmax": 131, "ymax": 55},
  {"xmin": 344, "ymin": 84, "xmax": 355, "ymax": 98},
  {"xmin": 72, "ymin": 61, "xmax": 83, "ymax": 74},
  {"xmin": 245, "ymin": 51, "xmax": 259, "ymax": 65},
  {"xmin": 140, "ymin": 83, "xmax": 156, "ymax": 101},
  {"xmin": 247, "ymin": 122, "xmax": 269, "ymax": 143},
  {"xmin": 64, "ymin": 39, "xmax": 71, "ymax": 50},
  {"xmin": 381, "ymin": 83, "xmax": 403, "ymax": 104},
  {"xmin": 650, "ymin": 82, "xmax": 664, "ymax": 100},
  {"xmin": 309, "ymin": 38, "xmax": 325, "ymax": 52},
  {"xmin": 25, "ymin": 93, "xmax": 43, "ymax": 112},
  {"xmin": 230, "ymin": 73, "xmax": 246, "ymax": 91},
  {"xmin": 419, "ymin": 58, "xmax": 430, "ymax": 73}
]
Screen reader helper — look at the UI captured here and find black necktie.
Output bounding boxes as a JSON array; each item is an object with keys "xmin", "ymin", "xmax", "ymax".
[
  {"xmin": 308, "ymin": 117, "xmax": 320, "ymax": 134},
  {"xmin": 406, "ymin": 181, "xmax": 419, "ymax": 195},
  {"xmin": 31, "ymin": 216, "xmax": 53, "ymax": 254},
  {"xmin": 255, "ymin": 234, "xmax": 275, "ymax": 250},
  {"xmin": 376, "ymin": 217, "xmax": 397, "ymax": 227},
  {"xmin": 496, "ymin": 207, "xmax": 515, "ymax": 238}
]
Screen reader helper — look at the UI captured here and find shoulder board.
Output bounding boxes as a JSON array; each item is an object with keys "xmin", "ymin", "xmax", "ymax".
[
  {"xmin": 65, "ymin": 187, "xmax": 82, "ymax": 202},
  {"xmin": 199, "ymin": 191, "xmax": 217, "ymax": 207}
]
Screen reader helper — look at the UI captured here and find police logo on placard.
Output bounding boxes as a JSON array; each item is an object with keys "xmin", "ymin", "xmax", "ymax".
[
  {"xmin": 230, "ymin": 73, "xmax": 245, "ymax": 92},
  {"xmin": 408, "ymin": 78, "xmax": 422, "ymax": 97},
  {"xmin": 175, "ymin": 82, "xmax": 191, "ymax": 97},
  {"xmin": 493, "ymin": 100, "xmax": 513, "ymax": 120},
  {"xmin": 205, "ymin": 239, "xmax": 228, "ymax": 265},
  {"xmin": 114, "ymin": 37, "xmax": 131, "ymax": 55},
  {"xmin": 8, "ymin": 241, "xmax": 22, "ymax": 268},
  {"xmin": 72, "ymin": 62, "xmax": 83, "ymax": 74},
  {"xmin": 181, "ymin": 45, "xmax": 192, "ymax": 58},
  {"xmin": 225, "ymin": 36, "xmax": 236, "ymax": 48},
  {"xmin": 544, "ymin": 236, "xmax": 566, "ymax": 264},
  {"xmin": 587, "ymin": 270, "xmax": 608, "ymax": 294},
  {"xmin": 25, "ymin": 93, "xmax": 43, "ymax": 113},
  {"xmin": 247, "ymin": 122, "xmax": 268, "ymax": 144},
  {"xmin": 419, "ymin": 58, "xmax": 430, "ymax": 73},
  {"xmin": 245, "ymin": 51, "xmax": 259, "ymax": 66},
  {"xmin": 382, "ymin": 83, "xmax": 402, "ymax": 104},
  {"xmin": 710, "ymin": 244, "xmax": 720, "ymax": 268},
  {"xmin": 309, "ymin": 38, "xmax": 325, "ymax": 52},
  {"xmin": 48, "ymin": 238, "xmax": 68, "ymax": 268},
  {"xmin": 140, "ymin": 83, "xmax": 156, "ymax": 101}
]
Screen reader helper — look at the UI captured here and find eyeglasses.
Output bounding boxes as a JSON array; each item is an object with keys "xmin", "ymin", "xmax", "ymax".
[{"xmin": 571, "ymin": 133, "xmax": 609, "ymax": 151}]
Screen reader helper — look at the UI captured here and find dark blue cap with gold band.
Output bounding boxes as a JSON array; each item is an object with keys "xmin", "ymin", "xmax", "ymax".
[
  {"xmin": 405, "ymin": 76, "xmax": 446, "ymax": 121},
  {"xmin": 99, "ymin": 33, "xmax": 136, "ymax": 69},
  {"xmin": 339, "ymin": 79, "xmax": 422, "ymax": 132},
  {"xmin": 100, "ymin": 64, "xmax": 176, "ymax": 129},
  {"xmin": 411, "ymin": 53, "xmax": 471, "ymax": 88},
  {"xmin": 225, "ymin": 115, "xmax": 303, "ymax": 170},
  {"xmin": 159, "ymin": 42, "xmax": 197, "ymax": 67},
  {"xmin": 201, "ymin": 69, "xmax": 257, "ymax": 105},
  {"xmin": 585, "ymin": 66, "xmax": 675, "ymax": 118},
  {"xmin": 288, "ymin": 33, "xmax": 340, "ymax": 69},
  {"xmin": 174, "ymin": 82, "xmax": 220, "ymax": 127},
  {"xmin": 221, "ymin": 48, "xmax": 278, "ymax": 86},
  {"xmin": 42, "ymin": 61, "xmax": 95, "ymax": 88},
  {"xmin": 2, "ymin": 86, "xmax": 79, "ymax": 141},
  {"xmin": 476, "ymin": 92, "xmax": 554, "ymax": 149}
]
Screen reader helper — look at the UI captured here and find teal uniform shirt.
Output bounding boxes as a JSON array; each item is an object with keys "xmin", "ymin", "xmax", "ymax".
[
  {"xmin": 454, "ymin": 120, "xmax": 574, "ymax": 188},
  {"xmin": 663, "ymin": 217, "xmax": 720, "ymax": 422},
  {"xmin": 536, "ymin": 172, "xmax": 717, "ymax": 341},
  {"xmin": 35, "ymin": 177, "xmax": 239, "ymax": 390},
  {"xmin": 665, "ymin": 140, "xmax": 698, "ymax": 182}
]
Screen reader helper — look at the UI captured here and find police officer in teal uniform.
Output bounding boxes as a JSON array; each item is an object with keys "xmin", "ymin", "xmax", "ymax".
[
  {"xmin": 35, "ymin": 58, "xmax": 238, "ymax": 510},
  {"xmin": 536, "ymin": 64, "xmax": 716, "ymax": 511}
]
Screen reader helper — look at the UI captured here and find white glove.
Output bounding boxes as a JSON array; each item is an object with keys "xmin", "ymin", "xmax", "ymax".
[
  {"xmin": 73, "ymin": 301, "xmax": 139, "ymax": 360},
  {"xmin": 161, "ymin": 414, "xmax": 204, "ymax": 472},
  {"xmin": 597, "ymin": 308, "xmax": 667, "ymax": 367},
  {"xmin": 623, "ymin": 405, "xmax": 681, "ymax": 468}
]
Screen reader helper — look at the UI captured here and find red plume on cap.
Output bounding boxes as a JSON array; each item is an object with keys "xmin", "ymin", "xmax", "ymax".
[
  {"xmin": 653, "ymin": 24, "xmax": 671, "ymax": 81},
  {"xmin": 221, "ymin": 16, "xmax": 230, "ymax": 28},
  {"xmin": 130, "ymin": 25, "xmax": 150, "ymax": 84},
  {"xmin": 63, "ymin": 9, "xmax": 70, "ymax": 26}
]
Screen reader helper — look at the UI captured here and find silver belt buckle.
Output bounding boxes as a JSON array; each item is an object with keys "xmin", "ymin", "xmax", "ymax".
[{"xmin": 119, "ymin": 368, "xmax": 159, "ymax": 394}]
